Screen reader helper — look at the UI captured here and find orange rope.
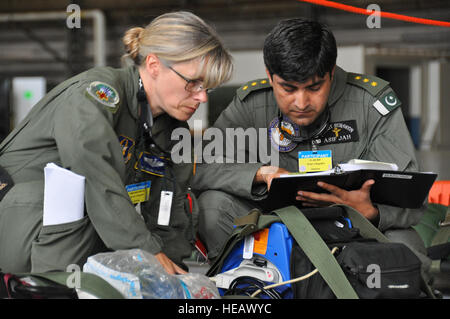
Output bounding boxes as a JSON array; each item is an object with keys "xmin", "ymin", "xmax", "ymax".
[{"xmin": 297, "ymin": 0, "xmax": 450, "ymax": 27}]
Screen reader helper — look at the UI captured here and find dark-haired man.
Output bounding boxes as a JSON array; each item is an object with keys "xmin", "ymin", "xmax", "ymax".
[{"xmin": 193, "ymin": 18, "xmax": 429, "ymax": 266}]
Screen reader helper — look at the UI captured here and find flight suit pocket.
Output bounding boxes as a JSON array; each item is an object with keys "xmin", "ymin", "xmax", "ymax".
[{"xmin": 31, "ymin": 216, "xmax": 104, "ymax": 273}]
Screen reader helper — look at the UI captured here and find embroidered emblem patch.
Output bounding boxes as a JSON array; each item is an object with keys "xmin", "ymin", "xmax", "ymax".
[
  {"xmin": 372, "ymin": 91, "xmax": 401, "ymax": 116},
  {"xmin": 269, "ymin": 116, "xmax": 299, "ymax": 152},
  {"xmin": 86, "ymin": 81, "xmax": 120, "ymax": 113},
  {"xmin": 312, "ymin": 120, "xmax": 359, "ymax": 146},
  {"xmin": 118, "ymin": 135, "xmax": 135, "ymax": 164},
  {"xmin": 134, "ymin": 152, "xmax": 168, "ymax": 177}
]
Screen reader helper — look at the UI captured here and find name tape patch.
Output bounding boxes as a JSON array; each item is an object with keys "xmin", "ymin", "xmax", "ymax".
[{"xmin": 312, "ymin": 120, "xmax": 359, "ymax": 146}]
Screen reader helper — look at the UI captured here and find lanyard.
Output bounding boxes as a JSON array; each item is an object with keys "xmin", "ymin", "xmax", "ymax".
[
  {"xmin": 136, "ymin": 77, "xmax": 171, "ymax": 158},
  {"xmin": 135, "ymin": 77, "xmax": 175, "ymax": 191}
]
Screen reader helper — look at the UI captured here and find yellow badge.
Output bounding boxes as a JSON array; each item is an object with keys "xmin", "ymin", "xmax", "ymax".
[
  {"xmin": 298, "ymin": 150, "xmax": 332, "ymax": 173},
  {"xmin": 126, "ymin": 181, "xmax": 151, "ymax": 204}
]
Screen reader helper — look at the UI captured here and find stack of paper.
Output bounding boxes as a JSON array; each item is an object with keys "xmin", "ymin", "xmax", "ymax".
[
  {"xmin": 43, "ymin": 163, "xmax": 85, "ymax": 226},
  {"xmin": 280, "ymin": 159, "xmax": 398, "ymax": 178},
  {"xmin": 340, "ymin": 159, "xmax": 398, "ymax": 171}
]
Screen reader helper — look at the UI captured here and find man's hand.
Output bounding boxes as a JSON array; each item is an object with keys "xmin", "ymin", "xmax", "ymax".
[
  {"xmin": 296, "ymin": 179, "xmax": 379, "ymax": 220},
  {"xmin": 155, "ymin": 252, "xmax": 187, "ymax": 275},
  {"xmin": 254, "ymin": 166, "xmax": 290, "ymax": 190}
]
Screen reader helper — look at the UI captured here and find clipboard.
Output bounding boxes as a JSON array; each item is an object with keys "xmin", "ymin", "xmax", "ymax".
[{"xmin": 264, "ymin": 168, "xmax": 438, "ymax": 212}]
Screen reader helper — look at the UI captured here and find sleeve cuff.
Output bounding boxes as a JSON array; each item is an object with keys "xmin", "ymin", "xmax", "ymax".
[{"xmin": 140, "ymin": 233, "xmax": 164, "ymax": 255}]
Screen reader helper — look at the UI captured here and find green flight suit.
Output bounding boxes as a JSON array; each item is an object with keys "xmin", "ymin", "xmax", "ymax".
[
  {"xmin": 193, "ymin": 66, "xmax": 428, "ymax": 265},
  {"xmin": 0, "ymin": 66, "xmax": 195, "ymax": 273}
]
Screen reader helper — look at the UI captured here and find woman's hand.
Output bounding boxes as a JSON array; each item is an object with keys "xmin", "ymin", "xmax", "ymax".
[
  {"xmin": 155, "ymin": 252, "xmax": 187, "ymax": 275},
  {"xmin": 296, "ymin": 179, "xmax": 379, "ymax": 220}
]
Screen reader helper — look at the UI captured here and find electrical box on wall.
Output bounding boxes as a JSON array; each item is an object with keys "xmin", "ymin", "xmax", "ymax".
[{"xmin": 12, "ymin": 77, "xmax": 46, "ymax": 128}]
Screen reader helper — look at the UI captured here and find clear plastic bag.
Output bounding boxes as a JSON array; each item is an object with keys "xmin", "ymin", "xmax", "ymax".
[
  {"xmin": 177, "ymin": 273, "xmax": 221, "ymax": 299},
  {"xmin": 83, "ymin": 249, "xmax": 184, "ymax": 299},
  {"xmin": 83, "ymin": 249, "xmax": 220, "ymax": 299}
]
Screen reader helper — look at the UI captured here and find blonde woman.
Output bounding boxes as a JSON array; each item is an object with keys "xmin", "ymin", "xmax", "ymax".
[{"xmin": 0, "ymin": 11, "xmax": 233, "ymax": 275}]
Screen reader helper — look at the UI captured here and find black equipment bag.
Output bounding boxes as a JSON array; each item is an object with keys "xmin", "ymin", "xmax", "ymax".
[
  {"xmin": 0, "ymin": 271, "xmax": 123, "ymax": 299},
  {"xmin": 0, "ymin": 271, "xmax": 78, "ymax": 299},
  {"xmin": 291, "ymin": 240, "xmax": 423, "ymax": 299},
  {"xmin": 289, "ymin": 206, "xmax": 424, "ymax": 298}
]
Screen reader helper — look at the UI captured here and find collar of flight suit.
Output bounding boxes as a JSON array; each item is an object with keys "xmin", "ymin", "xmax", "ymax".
[
  {"xmin": 123, "ymin": 65, "xmax": 141, "ymax": 121},
  {"xmin": 153, "ymin": 113, "xmax": 175, "ymax": 138},
  {"xmin": 123, "ymin": 66, "xmax": 175, "ymax": 135},
  {"xmin": 327, "ymin": 65, "xmax": 347, "ymax": 107}
]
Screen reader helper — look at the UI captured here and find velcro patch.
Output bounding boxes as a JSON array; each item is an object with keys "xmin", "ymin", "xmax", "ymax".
[
  {"xmin": 269, "ymin": 116, "xmax": 299, "ymax": 152},
  {"xmin": 134, "ymin": 152, "xmax": 168, "ymax": 177},
  {"xmin": 312, "ymin": 120, "xmax": 359, "ymax": 146},
  {"xmin": 86, "ymin": 81, "xmax": 120, "ymax": 113},
  {"xmin": 372, "ymin": 90, "xmax": 401, "ymax": 116},
  {"xmin": 118, "ymin": 135, "xmax": 135, "ymax": 164}
]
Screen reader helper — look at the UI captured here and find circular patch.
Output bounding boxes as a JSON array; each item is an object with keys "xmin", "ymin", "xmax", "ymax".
[
  {"xmin": 269, "ymin": 116, "xmax": 299, "ymax": 152},
  {"xmin": 86, "ymin": 81, "xmax": 120, "ymax": 111}
]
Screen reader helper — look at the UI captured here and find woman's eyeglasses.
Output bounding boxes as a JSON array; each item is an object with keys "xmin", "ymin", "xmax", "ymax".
[{"xmin": 168, "ymin": 66, "xmax": 213, "ymax": 94}]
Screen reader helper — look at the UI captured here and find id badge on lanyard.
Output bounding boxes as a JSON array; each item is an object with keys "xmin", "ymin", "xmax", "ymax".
[
  {"xmin": 298, "ymin": 150, "xmax": 332, "ymax": 173},
  {"xmin": 157, "ymin": 190, "xmax": 173, "ymax": 226},
  {"xmin": 126, "ymin": 181, "xmax": 151, "ymax": 204}
]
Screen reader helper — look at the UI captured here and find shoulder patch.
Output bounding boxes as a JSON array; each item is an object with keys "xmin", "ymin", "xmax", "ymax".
[
  {"xmin": 347, "ymin": 72, "xmax": 389, "ymax": 97},
  {"xmin": 372, "ymin": 89, "xmax": 401, "ymax": 116},
  {"xmin": 236, "ymin": 78, "xmax": 271, "ymax": 101},
  {"xmin": 85, "ymin": 81, "xmax": 120, "ymax": 113}
]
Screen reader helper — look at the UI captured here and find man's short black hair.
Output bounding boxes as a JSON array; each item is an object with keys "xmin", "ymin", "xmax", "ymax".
[{"xmin": 263, "ymin": 18, "xmax": 337, "ymax": 83}]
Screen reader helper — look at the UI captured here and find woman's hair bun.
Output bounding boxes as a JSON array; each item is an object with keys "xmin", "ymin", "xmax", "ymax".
[{"xmin": 122, "ymin": 27, "xmax": 144, "ymax": 62}]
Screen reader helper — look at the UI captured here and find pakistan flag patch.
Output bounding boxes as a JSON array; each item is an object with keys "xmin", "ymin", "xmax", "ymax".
[
  {"xmin": 372, "ymin": 90, "xmax": 401, "ymax": 116},
  {"xmin": 86, "ymin": 81, "xmax": 120, "ymax": 113}
]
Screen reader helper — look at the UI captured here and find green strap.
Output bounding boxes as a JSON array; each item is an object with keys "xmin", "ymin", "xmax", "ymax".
[
  {"xmin": 26, "ymin": 272, "xmax": 124, "ymax": 299},
  {"xmin": 207, "ymin": 232, "xmax": 243, "ymax": 276},
  {"xmin": 273, "ymin": 206, "xmax": 359, "ymax": 299},
  {"xmin": 431, "ymin": 206, "xmax": 450, "ymax": 247},
  {"xmin": 335, "ymin": 204, "xmax": 390, "ymax": 243},
  {"xmin": 428, "ymin": 207, "xmax": 450, "ymax": 278}
]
